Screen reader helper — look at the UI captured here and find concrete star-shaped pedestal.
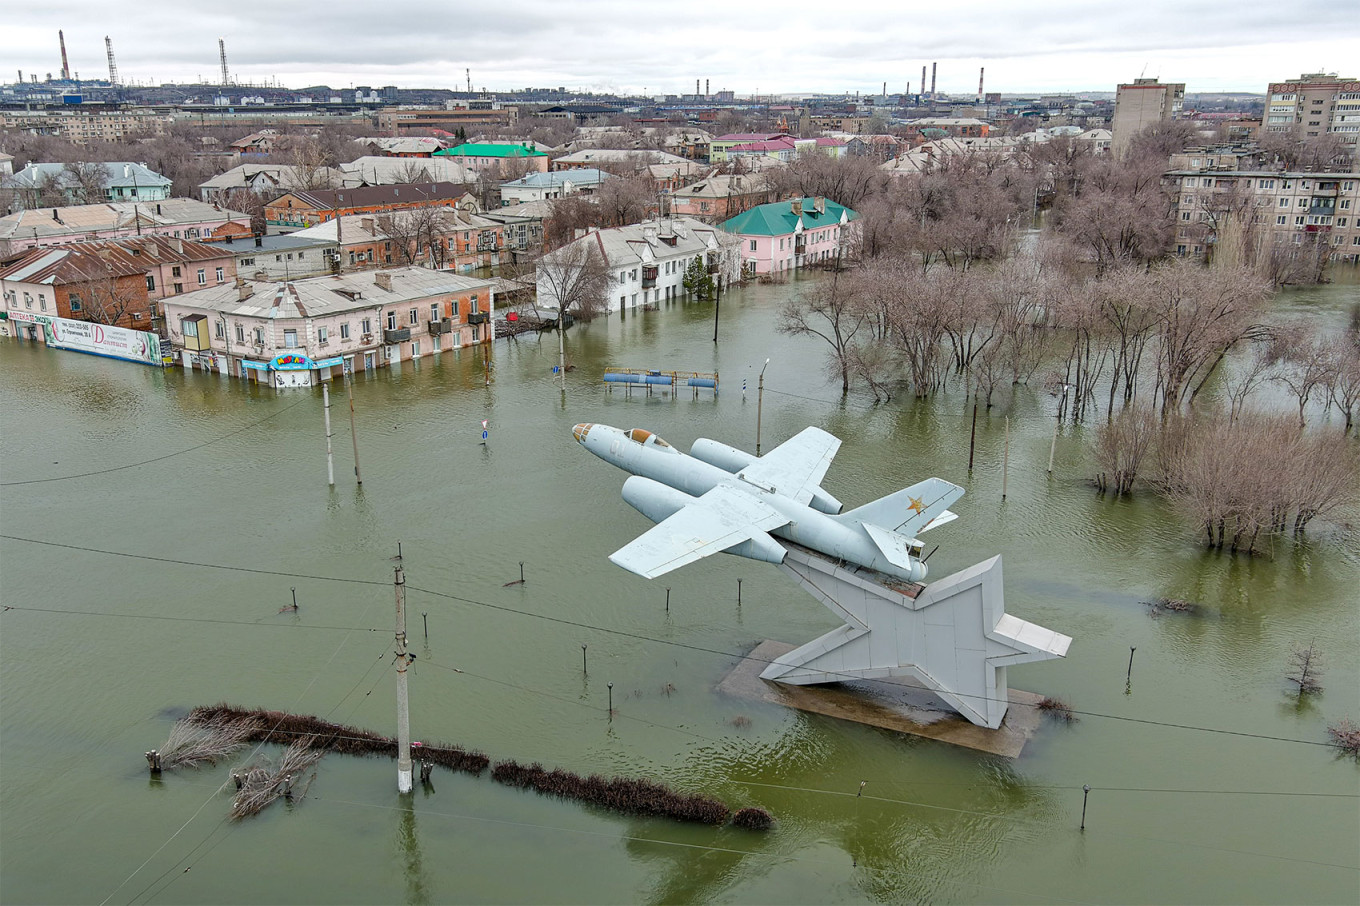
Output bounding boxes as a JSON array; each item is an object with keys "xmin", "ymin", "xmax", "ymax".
[{"xmin": 761, "ymin": 549, "xmax": 1071, "ymax": 728}]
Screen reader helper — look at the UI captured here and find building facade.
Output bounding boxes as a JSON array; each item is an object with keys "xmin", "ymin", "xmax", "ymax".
[
  {"xmin": 1167, "ymin": 168, "xmax": 1360, "ymax": 264},
  {"xmin": 4, "ymin": 162, "xmax": 172, "ymax": 211},
  {"xmin": 1112, "ymin": 78, "xmax": 1185, "ymax": 157},
  {"xmin": 1264, "ymin": 73, "xmax": 1360, "ymax": 156},
  {"xmin": 0, "ymin": 199, "xmax": 252, "ymax": 256},
  {"xmin": 264, "ymin": 183, "xmax": 472, "ymax": 230},
  {"xmin": 160, "ymin": 267, "xmax": 496, "ymax": 386},
  {"xmin": 499, "ymin": 169, "xmax": 610, "ymax": 205},
  {"xmin": 434, "ymin": 143, "xmax": 549, "ymax": 176}
]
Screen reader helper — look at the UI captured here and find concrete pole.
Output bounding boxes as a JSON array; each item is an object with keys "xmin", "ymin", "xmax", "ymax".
[
  {"xmin": 558, "ymin": 320, "xmax": 566, "ymax": 392},
  {"xmin": 322, "ymin": 382, "xmax": 334, "ymax": 486},
  {"xmin": 394, "ymin": 557, "xmax": 412, "ymax": 793},
  {"xmin": 346, "ymin": 373, "xmax": 362, "ymax": 486},
  {"xmin": 756, "ymin": 358, "xmax": 770, "ymax": 455},
  {"xmin": 1002, "ymin": 416, "xmax": 1010, "ymax": 500},
  {"xmin": 1048, "ymin": 384, "xmax": 1068, "ymax": 474}
]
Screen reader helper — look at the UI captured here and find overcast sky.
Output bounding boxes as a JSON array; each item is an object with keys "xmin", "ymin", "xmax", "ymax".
[{"xmin": 5, "ymin": 1, "xmax": 1356, "ymax": 97}]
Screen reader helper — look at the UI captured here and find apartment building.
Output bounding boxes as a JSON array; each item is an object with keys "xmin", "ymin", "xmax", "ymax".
[
  {"xmin": 264, "ymin": 183, "xmax": 473, "ymax": 230},
  {"xmin": 0, "ymin": 108, "xmax": 170, "ymax": 144},
  {"xmin": 1264, "ymin": 73, "xmax": 1360, "ymax": 154},
  {"xmin": 1168, "ymin": 168, "xmax": 1360, "ymax": 264},
  {"xmin": 722, "ymin": 197, "xmax": 858, "ymax": 276},
  {"xmin": 0, "ymin": 198, "xmax": 252, "ymax": 255},
  {"xmin": 1112, "ymin": 78, "xmax": 1185, "ymax": 157},
  {"xmin": 161, "ymin": 267, "xmax": 496, "ymax": 386},
  {"xmin": 376, "ymin": 103, "xmax": 518, "ymax": 136}
]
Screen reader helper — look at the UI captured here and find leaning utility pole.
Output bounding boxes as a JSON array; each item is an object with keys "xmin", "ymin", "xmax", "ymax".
[
  {"xmin": 393, "ymin": 548, "xmax": 413, "ymax": 793},
  {"xmin": 104, "ymin": 37, "xmax": 119, "ymax": 87},
  {"xmin": 218, "ymin": 38, "xmax": 230, "ymax": 88}
]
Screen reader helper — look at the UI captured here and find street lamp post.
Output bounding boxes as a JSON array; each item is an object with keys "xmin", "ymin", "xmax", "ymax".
[{"xmin": 756, "ymin": 357, "xmax": 770, "ymax": 455}]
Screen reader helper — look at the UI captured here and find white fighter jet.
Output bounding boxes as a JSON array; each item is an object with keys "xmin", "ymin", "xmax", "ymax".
[{"xmin": 573, "ymin": 423, "xmax": 964, "ymax": 583}]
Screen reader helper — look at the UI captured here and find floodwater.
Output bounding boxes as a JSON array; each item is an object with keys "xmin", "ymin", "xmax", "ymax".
[{"xmin": 1, "ymin": 276, "xmax": 1357, "ymax": 905}]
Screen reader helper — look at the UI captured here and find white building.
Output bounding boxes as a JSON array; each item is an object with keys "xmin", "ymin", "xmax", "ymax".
[
  {"xmin": 499, "ymin": 168, "xmax": 611, "ymax": 205},
  {"xmin": 537, "ymin": 217, "xmax": 741, "ymax": 315}
]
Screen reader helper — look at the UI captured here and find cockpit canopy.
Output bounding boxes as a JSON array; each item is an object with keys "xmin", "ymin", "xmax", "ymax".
[{"xmin": 626, "ymin": 428, "xmax": 674, "ymax": 449}]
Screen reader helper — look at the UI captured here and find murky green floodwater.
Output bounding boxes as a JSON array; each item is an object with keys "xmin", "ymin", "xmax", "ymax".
[{"xmin": 1, "ymin": 276, "xmax": 1357, "ymax": 905}]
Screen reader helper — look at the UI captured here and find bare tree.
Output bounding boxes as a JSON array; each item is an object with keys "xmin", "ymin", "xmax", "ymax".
[
  {"xmin": 378, "ymin": 207, "xmax": 452, "ymax": 268},
  {"xmin": 543, "ymin": 196, "xmax": 602, "ymax": 251},
  {"xmin": 1324, "ymin": 334, "xmax": 1360, "ymax": 431},
  {"xmin": 1094, "ymin": 406, "xmax": 1158, "ymax": 495},
  {"xmin": 71, "ymin": 266, "xmax": 145, "ymax": 328},
  {"xmin": 62, "ymin": 161, "xmax": 110, "ymax": 204},
  {"xmin": 535, "ymin": 239, "xmax": 611, "ymax": 321},
  {"xmin": 778, "ymin": 268, "xmax": 868, "ymax": 394},
  {"xmin": 1272, "ymin": 324, "xmax": 1336, "ymax": 426},
  {"xmin": 222, "ymin": 187, "xmax": 267, "ymax": 235},
  {"xmin": 595, "ymin": 175, "xmax": 654, "ymax": 227},
  {"xmin": 1286, "ymin": 643, "xmax": 1324, "ymax": 696}
]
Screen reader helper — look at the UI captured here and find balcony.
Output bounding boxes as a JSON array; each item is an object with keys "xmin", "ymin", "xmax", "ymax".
[
  {"xmin": 794, "ymin": 239, "xmax": 807, "ymax": 255},
  {"xmin": 428, "ymin": 318, "xmax": 453, "ymax": 335},
  {"xmin": 641, "ymin": 265, "xmax": 658, "ymax": 288},
  {"xmin": 466, "ymin": 311, "xmax": 489, "ymax": 325},
  {"xmin": 706, "ymin": 262, "xmax": 720, "ymax": 275},
  {"xmin": 383, "ymin": 327, "xmax": 411, "ymax": 343}
]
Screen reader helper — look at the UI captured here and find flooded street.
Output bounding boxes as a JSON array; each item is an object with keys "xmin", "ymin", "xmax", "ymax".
[{"xmin": 1, "ymin": 275, "xmax": 1357, "ymax": 905}]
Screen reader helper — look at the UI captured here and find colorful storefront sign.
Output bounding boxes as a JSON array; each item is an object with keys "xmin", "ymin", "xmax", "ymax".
[{"xmin": 270, "ymin": 353, "xmax": 315, "ymax": 371}]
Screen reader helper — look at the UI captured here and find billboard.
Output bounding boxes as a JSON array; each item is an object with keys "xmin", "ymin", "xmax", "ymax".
[{"xmin": 9, "ymin": 311, "xmax": 163, "ymax": 367}]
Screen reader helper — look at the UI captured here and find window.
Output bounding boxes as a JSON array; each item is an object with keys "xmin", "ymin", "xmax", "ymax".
[
  {"xmin": 1277, "ymin": 215, "xmax": 1288, "ymax": 224},
  {"xmin": 197, "ymin": 269, "xmax": 207, "ymax": 286},
  {"xmin": 318, "ymin": 326, "xmax": 328, "ymax": 343},
  {"xmin": 215, "ymin": 267, "xmax": 224, "ymax": 283},
  {"xmin": 431, "ymin": 303, "xmax": 440, "ymax": 321},
  {"xmin": 39, "ymin": 294, "xmax": 47, "ymax": 311},
  {"xmin": 68, "ymin": 293, "xmax": 82, "ymax": 312},
  {"xmin": 361, "ymin": 318, "xmax": 371, "ymax": 335},
  {"xmin": 411, "ymin": 340, "xmax": 420, "ymax": 356},
  {"xmin": 1338, "ymin": 218, "xmax": 1349, "ymax": 227},
  {"xmin": 349, "ymin": 251, "xmax": 357, "ymax": 265},
  {"xmin": 235, "ymin": 324, "xmax": 245, "ymax": 343},
  {"xmin": 470, "ymin": 295, "xmax": 479, "ymax": 314},
  {"xmin": 340, "ymin": 323, "xmax": 350, "ymax": 339},
  {"xmin": 408, "ymin": 308, "xmax": 418, "ymax": 325},
  {"xmin": 254, "ymin": 327, "xmax": 264, "ymax": 345},
  {"xmin": 241, "ymin": 257, "xmax": 254, "ymax": 266},
  {"xmin": 284, "ymin": 329, "xmax": 298, "ymax": 348},
  {"xmin": 23, "ymin": 292, "xmax": 32, "ymax": 309},
  {"xmin": 182, "ymin": 318, "xmax": 199, "ymax": 339},
  {"xmin": 298, "ymin": 252, "xmax": 305, "ymax": 259},
  {"xmin": 749, "ymin": 240, "xmax": 757, "ymax": 251},
  {"xmin": 146, "ymin": 275, "xmax": 156, "ymax": 292},
  {"xmin": 1279, "ymin": 197, "xmax": 1289, "ymax": 207},
  {"xmin": 172, "ymin": 266, "xmax": 181, "ymax": 278},
  {"xmin": 1295, "ymin": 216, "xmax": 1305, "ymax": 225},
  {"xmin": 173, "ymin": 283, "xmax": 183, "ymax": 294},
  {"xmin": 386, "ymin": 312, "xmax": 397, "ymax": 330},
  {"xmin": 215, "ymin": 320, "xmax": 225, "ymax": 339}
]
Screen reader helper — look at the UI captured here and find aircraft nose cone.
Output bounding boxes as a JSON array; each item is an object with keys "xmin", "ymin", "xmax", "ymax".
[{"xmin": 573, "ymin": 423, "xmax": 592, "ymax": 443}]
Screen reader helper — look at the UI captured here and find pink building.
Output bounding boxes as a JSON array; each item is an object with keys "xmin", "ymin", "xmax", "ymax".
[
  {"xmin": 721, "ymin": 197, "xmax": 858, "ymax": 275},
  {"xmin": 0, "ymin": 198, "xmax": 251, "ymax": 256}
]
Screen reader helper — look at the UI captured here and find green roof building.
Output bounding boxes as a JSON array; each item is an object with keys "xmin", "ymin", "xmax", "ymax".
[
  {"xmin": 434, "ymin": 143, "xmax": 550, "ymax": 175},
  {"xmin": 721, "ymin": 197, "xmax": 857, "ymax": 275}
]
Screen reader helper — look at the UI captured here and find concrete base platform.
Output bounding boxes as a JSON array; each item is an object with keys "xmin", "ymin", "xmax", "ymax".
[{"xmin": 719, "ymin": 640, "xmax": 1045, "ymax": 758}]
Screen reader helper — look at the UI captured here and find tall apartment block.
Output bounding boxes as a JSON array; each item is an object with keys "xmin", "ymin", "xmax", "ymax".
[
  {"xmin": 1264, "ymin": 73, "xmax": 1360, "ymax": 156},
  {"xmin": 1111, "ymin": 78, "xmax": 1185, "ymax": 157}
]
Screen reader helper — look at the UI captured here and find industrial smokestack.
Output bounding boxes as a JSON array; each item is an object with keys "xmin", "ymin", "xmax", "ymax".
[
  {"xmin": 59, "ymin": 30, "xmax": 71, "ymax": 81},
  {"xmin": 921, "ymin": 65, "xmax": 927, "ymax": 98},
  {"xmin": 931, "ymin": 62, "xmax": 937, "ymax": 96},
  {"xmin": 883, "ymin": 81, "xmax": 887, "ymax": 98},
  {"xmin": 696, "ymin": 78, "xmax": 700, "ymax": 97},
  {"xmin": 705, "ymin": 78, "xmax": 709, "ymax": 97},
  {"xmin": 978, "ymin": 67, "xmax": 984, "ymax": 100}
]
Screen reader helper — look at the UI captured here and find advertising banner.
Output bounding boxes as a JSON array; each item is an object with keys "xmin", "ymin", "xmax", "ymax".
[{"xmin": 10, "ymin": 313, "xmax": 162, "ymax": 366}]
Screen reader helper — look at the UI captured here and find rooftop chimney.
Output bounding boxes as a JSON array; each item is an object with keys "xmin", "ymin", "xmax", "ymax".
[
  {"xmin": 237, "ymin": 283, "xmax": 253, "ymax": 302},
  {"xmin": 374, "ymin": 272, "xmax": 393, "ymax": 291},
  {"xmin": 791, "ymin": 199, "xmax": 803, "ymax": 216},
  {"xmin": 361, "ymin": 216, "xmax": 375, "ymax": 235},
  {"xmin": 814, "ymin": 196, "xmax": 825, "ymax": 214}
]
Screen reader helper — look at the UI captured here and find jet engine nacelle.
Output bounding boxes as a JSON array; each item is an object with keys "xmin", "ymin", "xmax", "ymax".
[
  {"xmin": 621, "ymin": 475, "xmax": 693, "ymax": 524},
  {"xmin": 690, "ymin": 437, "xmax": 843, "ymax": 514}
]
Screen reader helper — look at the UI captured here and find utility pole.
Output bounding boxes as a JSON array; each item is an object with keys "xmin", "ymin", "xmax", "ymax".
[
  {"xmin": 346, "ymin": 370, "xmax": 363, "ymax": 485},
  {"xmin": 756, "ymin": 357, "xmax": 770, "ymax": 454},
  {"xmin": 1048, "ymin": 384, "xmax": 1069, "ymax": 474},
  {"xmin": 323, "ymin": 382, "xmax": 334, "ymax": 486},
  {"xmin": 393, "ymin": 547, "xmax": 413, "ymax": 793},
  {"xmin": 558, "ymin": 318, "xmax": 566, "ymax": 392}
]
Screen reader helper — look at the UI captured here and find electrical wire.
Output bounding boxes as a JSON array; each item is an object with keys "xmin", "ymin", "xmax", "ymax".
[
  {"xmin": 0, "ymin": 533, "xmax": 1345, "ymax": 750},
  {"xmin": 0, "ymin": 395, "xmax": 313, "ymax": 487}
]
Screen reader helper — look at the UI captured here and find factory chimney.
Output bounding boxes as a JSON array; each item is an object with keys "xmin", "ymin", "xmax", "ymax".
[
  {"xmin": 930, "ymin": 62, "xmax": 937, "ymax": 96},
  {"xmin": 696, "ymin": 78, "xmax": 700, "ymax": 97},
  {"xmin": 705, "ymin": 78, "xmax": 709, "ymax": 97},
  {"xmin": 921, "ymin": 65, "xmax": 926, "ymax": 99},
  {"xmin": 978, "ymin": 67, "xmax": 984, "ymax": 101},
  {"xmin": 59, "ymin": 30, "xmax": 71, "ymax": 81}
]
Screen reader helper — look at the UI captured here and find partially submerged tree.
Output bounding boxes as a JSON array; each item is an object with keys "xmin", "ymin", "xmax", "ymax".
[
  {"xmin": 1285, "ymin": 643, "xmax": 1324, "ymax": 696},
  {"xmin": 535, "ymin": 239, "xmax": 611, "ymax": 321}
]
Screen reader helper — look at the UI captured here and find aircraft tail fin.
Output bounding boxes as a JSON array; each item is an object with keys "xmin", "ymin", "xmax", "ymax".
[{"xmin": 839, "ymin": 478, "xmax": 964, "ymax": 537}]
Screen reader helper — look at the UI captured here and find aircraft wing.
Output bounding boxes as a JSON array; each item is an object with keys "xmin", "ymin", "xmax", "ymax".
[
  {"xmin": 609, "ymin": 482, "xmax": 790, "ymax": 579},
  {"xmin": 736, "ymin": 426, "xmax": 841, "ymax": 506}
]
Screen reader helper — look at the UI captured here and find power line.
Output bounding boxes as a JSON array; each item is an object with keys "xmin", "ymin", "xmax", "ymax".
[
  {"xmin": 0, "ymin": 533, "xmax": 1340, "ymax": 750},
  {"xmin": 0, "ymin": 396, "xmax": 312, "ymax": 487}
]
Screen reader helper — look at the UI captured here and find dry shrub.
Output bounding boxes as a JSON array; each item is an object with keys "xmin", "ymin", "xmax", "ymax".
[
  {"xmin": 731, "ymin": 807, "xmax": 774, "ymax": 831},
  {"xmin": 490, "ymin": 759, "xmax": 731, "ymax": 825},
  {"xmin": 1094, "ymin": 406, "xmax": 1158, "ymax": 494},
  {"xmin": 1328, "ymin": 719, "xmax": 1360, "ymax": 758},
  {"xmin": 1037, "ymin": 697, "xmax": 1078, "ymax": 723}
]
